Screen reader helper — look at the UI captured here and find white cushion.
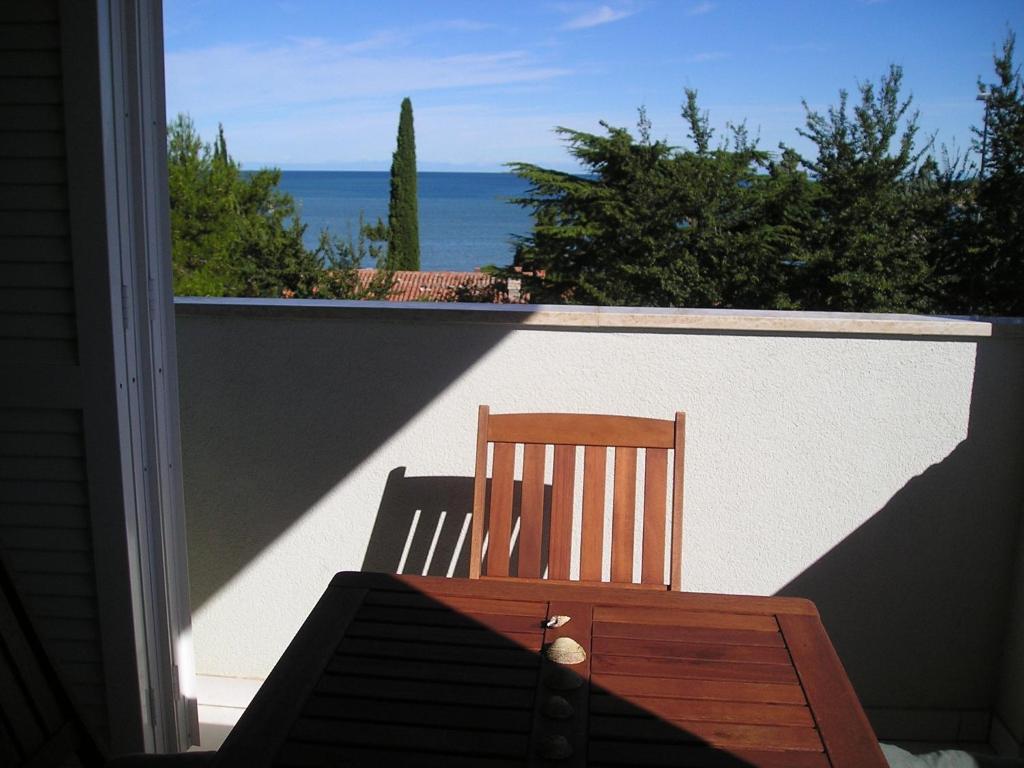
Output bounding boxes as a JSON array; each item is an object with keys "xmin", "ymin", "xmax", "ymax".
[{"xmin": 881, "ymin": 743, "xmax": 1023, "ymax": 768}]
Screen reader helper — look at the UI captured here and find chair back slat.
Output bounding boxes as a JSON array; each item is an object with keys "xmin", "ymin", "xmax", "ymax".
[
  {"xmin": 548, "ymin": 444, "xmax": 576, "ymax": 580},
  {"xmin": 611, "ymin": 447, "xmax": 638, "ymax": 582},
  {"xmin": 642, "ymin": 447, "xmax": 669, "ymax": 584},
  {"xmin": 518, "ymin": 444, "xmax": 546, "ymax": 579},
  {"xmin": 471, "ymin": 406, "xmax": 687, "ymax": 589},
  {"xmin": 469, "ymin": 406, "xmax": 491, "ymax": 579},
  {"xmin": 487, "ymin": 442, "xmax": 516, "ymax": 576},
  {"xmin": 579, "ymin": 446, "xmax": 606, "ymax": 581},
  {"xmin": 670, "ymin": 414, "xmax": 687, "ymax": 591},
  {"xmin": 488, "ymin": 413, "xmax": 674, "ymax": 448}
]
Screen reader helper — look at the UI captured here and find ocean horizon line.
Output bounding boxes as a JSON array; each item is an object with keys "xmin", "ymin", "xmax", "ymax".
[{"xmin": 241, "ymin": 164, "xmax": 585, "ymax": 174}]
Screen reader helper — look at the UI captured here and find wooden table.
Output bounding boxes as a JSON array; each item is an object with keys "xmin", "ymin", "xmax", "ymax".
[{"xmin": 214, "ymin": 573, "xmax": 886, "ymax": 768}]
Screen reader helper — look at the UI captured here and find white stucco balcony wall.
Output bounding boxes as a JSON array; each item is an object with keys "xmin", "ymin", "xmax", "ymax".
[{"xmin": 174, "ymin": 299, "xmax": 1024, "ymax": 749}]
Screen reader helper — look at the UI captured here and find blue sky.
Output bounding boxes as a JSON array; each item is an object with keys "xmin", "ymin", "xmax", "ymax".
[{"xmin": 163, "ymin": 1, "xmax": 1022, "ymax": 172}]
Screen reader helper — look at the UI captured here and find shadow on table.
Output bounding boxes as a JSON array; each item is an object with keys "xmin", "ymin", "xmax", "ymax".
[
  {"xmin": 361, "ymin": 467, "xmax": 555, "ymax": 579},
  {"xmin": 274, "ymin": 573, "xmax": 767, "ymax": 767}
]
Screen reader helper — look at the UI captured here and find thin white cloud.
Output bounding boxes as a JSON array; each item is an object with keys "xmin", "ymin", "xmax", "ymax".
[
  {"xmin": 562, "ymin": 5, "xmax": 636, "ymax": 30},
  {"xmin": 215, "ymin": 100, "xmax": 601, "ymax": 171},
  {"xmin": 687, "ymin": 2, "xmax": 716, "ymax": 15},
  {"xmin": 286, "ymin": 32, "xmax": 404, "ymax": 54},
  {"xmin": 336, "ymin": 30, "xmax": 408, "ymax": 53},
  {"xmin": 166, "ymin": 41, "xmax": 571, "ymax": 118},
  {"xmin": 687, "ymin": 51, "xmax": 730, "ymax": 63}
]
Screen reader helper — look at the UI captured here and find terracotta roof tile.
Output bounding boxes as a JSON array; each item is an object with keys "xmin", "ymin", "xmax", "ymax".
[{"xmin": 357, "ymin": 269, "xmax": 520, "ymax": 302}]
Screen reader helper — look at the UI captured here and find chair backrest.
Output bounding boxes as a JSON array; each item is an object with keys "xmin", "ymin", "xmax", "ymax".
[
  {"xmin": 469, "ymin": 406, "xmax": 686, "ymax": 589},
  {"xmin": 0, "ymin": 552, "xmax": 105, "ymax": 768}
]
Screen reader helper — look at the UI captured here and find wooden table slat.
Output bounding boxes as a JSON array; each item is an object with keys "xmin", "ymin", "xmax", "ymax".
[
  {"xmin": 317, "ymin": 672, "xmax": 536, "ymax": 709},
  {"xmin": 337, "ymin": 636, "xmax": 541, "ymax": 668},
  {"xmin": 288, "ymin": 717, "xmax": 530, "ymax": 757},
  {"xmin": 354, "ymin": 604, "xmax": 544, "ymax": 634},
  {"xmin": 362, "ymin": 590, "xmax": 547, "ymax": 617},
  {"xmin": 592, "ymin": 673, "xmax": 808, "ymax": 706},
  {"xmin": 276, "ymin": 742, "xmax": 524, "ymax": 768},
  {"xmin": 327, "ymin": 654, "xmax": 539, "ymax": 688},
  {"xmin": 589, "ymin": 714, "xmax": 824, "ymax": 752},
  {"xmin": 588, "ymin": 740, "xmax": 831, "ymax": 768},
  {"xmin": 594, "ymin": 605, "xmax": 779, "ymax": 632},
  {"xmin": 593, "ymin": 621, "xmax": 787, "ymax": 647},
  {"xmin": 212, "ymin": 574, "xmax": 884, "ymax": 768},
  {"xmin": 591, "ymin": 654, "xmax": 800, "ymax": 685},
  {"xmin": 345, "ymin": 619, "xmax": 543, "ymax": 650},
  {"xmin": 590, "ymin": 692, "xmax": 816, "ymax": 727},
  {"xmin": 592, "ymin": 635, "xmax": 792, "ymax": 664},
  {"xmin": 302, "ymin": 694, "xmax": 535, "ymax": 733}
]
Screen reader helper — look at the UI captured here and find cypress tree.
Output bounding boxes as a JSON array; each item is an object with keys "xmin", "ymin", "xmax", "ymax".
[
  {"xmin": 213, "ymin": 123, "xmax": 228, "ymax": 164},
  {"xmin": 386, "ymin": 97, "xmax": 420, "ymax": 270}
]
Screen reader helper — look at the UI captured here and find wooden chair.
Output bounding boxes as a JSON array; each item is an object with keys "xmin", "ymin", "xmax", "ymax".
[
  {"xmin": 0, "ymin": 551, "xmax": 214, "ymax": 767},
  {"xmin": 469, "ymin": 406, "xmax": 686, "ymax": 590}
]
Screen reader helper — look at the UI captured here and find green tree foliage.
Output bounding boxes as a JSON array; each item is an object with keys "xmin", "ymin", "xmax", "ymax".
[
  {"xmin": 508, "ymin": 40, "xmax": 1024, "ymax": 316},
  {"xmin": 509, "ymin": 96, "xmax": 806, "ymax": 308},
  {"xmin": 966, "ymin": 33, "xmax": 1024, "ymax": 315},
  {"xmin": 168, "ymin": 114, "xmax": 312, "ymax": 296},
  {"xmin": 794, "ymin": 66, "xmax": 936, "ymax": 312},
  {"xmin": 386, "ymin": 97, "xmax": 421, "ymax": 270},
  {"xmin": 300, "ymin": 221, "xmax": 395, "ymax": 300},
  {"xmin": 167, "ymin": 115, "xmax": 392, "ymax": 299}
]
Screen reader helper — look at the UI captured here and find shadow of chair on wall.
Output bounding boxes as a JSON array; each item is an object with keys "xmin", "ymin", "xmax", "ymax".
[
  {"xmin": 361, "ymin": 466, "xmax": 554, "ymax": 579},
  {"xmin": 361, "ymin": 467, "xmax": 475, "ymax": 578}
]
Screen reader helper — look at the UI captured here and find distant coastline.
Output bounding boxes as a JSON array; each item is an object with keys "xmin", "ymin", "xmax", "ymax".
[{"xmin": 274, "ymin": 170, "xmax": 533, "ymax": 273}]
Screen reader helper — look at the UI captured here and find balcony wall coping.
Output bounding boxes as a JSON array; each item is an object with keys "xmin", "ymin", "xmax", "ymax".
[{"xmin": 174, "ymin": 297, "xmax": 1024, "ymax": 339}]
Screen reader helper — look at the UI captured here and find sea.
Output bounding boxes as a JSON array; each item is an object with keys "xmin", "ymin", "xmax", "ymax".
[{"xmin": 276, "ymin": 171, "xmax": 533, "ymax": 273}]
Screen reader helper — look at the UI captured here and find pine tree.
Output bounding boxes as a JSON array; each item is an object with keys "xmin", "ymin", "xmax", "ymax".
[
  {"xmin": 508, "ymin": 96, "xmax": 793, "ymax": 308},
  {"xmin": 793, "ymin": 66, "xmax": 935, "ymax": 313},
  {"xmin": 386, "ymin": 97, "xmax": 420, "ymax": 270},
  {"xmin": 166, "ymin": 115, "xmax": 391, "ymax": 299},
  {"xmin": 968, "ymin": 32, "xmax": 1024, "ymax": 315}
]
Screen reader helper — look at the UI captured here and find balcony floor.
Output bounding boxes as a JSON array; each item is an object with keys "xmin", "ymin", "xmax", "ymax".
[{"xmin": 191, "ymin": 675, "xmax": 262, "ymax": 750}]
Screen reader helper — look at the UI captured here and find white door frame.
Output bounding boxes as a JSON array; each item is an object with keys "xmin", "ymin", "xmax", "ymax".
[{"xmin": 62, "ymin": 0, "xmax": 197, "ymax": 752}]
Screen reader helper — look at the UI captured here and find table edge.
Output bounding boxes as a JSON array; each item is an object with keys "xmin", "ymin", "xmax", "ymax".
[{"xmin": 330, "ymin": 572, "xmax": 820, "ymax": 616}]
